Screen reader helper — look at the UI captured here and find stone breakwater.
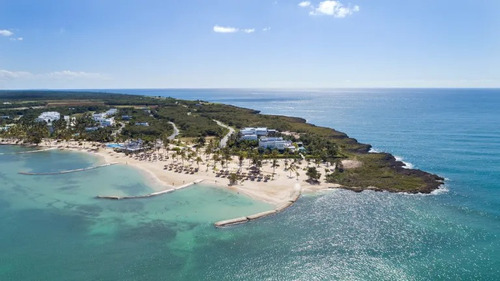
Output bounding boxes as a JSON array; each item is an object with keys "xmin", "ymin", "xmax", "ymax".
[
  {"xmin": 19, "ymin": 163, "xmax": 117, "ymax": 175},
  {"xmin": 0, "ymin": 147, "xmax": 56, "ymax": 155},
  {"xmin": 96, "ymin": 179, "xmax": 204, "ymax": 200},
  {"xmin": 214, "ymin": 190, "xmax": 301, "ymax": 228}
]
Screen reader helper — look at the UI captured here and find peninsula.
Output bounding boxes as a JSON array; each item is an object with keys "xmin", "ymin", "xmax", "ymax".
[{"xmin": 0, "ymin": 90, "xmax": 444, "ymax": 212}]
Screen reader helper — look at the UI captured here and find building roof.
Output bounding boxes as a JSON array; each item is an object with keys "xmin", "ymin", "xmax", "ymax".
[{"xmin": 259, "ymin": 137, "xmax": 284, "ymax": 142}]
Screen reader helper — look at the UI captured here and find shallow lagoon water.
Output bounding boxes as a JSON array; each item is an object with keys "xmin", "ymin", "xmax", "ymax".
[
  {"xmin": 2, "ymin": 88, "xmax": 500, "ymax": 280},
  {"xmin": 0, "ymin": 146, "xmax": 272, "ymax": 280}
]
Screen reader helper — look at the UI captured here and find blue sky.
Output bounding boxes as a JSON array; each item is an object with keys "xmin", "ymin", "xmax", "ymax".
[{"xmin": 1, "ymin": 0, "xmax": 499, "ymax": 89}]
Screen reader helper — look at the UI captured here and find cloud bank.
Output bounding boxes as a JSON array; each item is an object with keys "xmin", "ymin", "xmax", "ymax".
[
  {"xmin": 0, "ymin": 69, "xmax": 106, "ymax": 81},
  {"xmin": 0, "ymin": 69, "xmax": 31, "ymax": 79}
]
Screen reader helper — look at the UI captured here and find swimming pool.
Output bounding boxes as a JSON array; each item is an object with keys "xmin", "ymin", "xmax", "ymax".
[{"xmin": 106, "ymin": 143, "xmax": 123, "ymax": 148}]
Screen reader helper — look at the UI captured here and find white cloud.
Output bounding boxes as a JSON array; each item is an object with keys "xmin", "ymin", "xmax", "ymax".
[
  {"xmin": 213, "ymin": 25, "xmax": 239, "ymax": 33},
  {"xmin": 312, "ymin": 0, "xmax": 338, "ymax": 15},
  {"xmin": 304, "ymin": 1, "xmax": 359, "ymax": 18},
  {"xmin": 0, "ymin": 29, "xmax": 14, "ymax": 37},
  {"xmin": 1, "ymin": 29, "xmax": 24, "ymax": 41},
  {"xmin": 213, "ymin": 25, "xmax": 259, "ymax": 34},
  {"xmin": 262, "ymin": 27, "xmax": 271, "ymax": 32},
  {"xmin": 298, "ymin": 1, "xmax": 311, "ymax": 7}
]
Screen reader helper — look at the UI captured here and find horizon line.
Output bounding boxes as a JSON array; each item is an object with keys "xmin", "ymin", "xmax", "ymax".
[{"xmin": 1, "ymin": 87, "xmax": 500, "ymax": 92}]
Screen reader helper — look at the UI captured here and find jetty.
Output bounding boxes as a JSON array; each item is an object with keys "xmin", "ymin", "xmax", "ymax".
[
  {"xmin": 96, "ymin": 179, "xmax": 203, "ymax": 200},
  {"xmin": 214, "ymin": 187, "xmax": 301, "ymax": 228},
  {"xmin": 19, "ymin": 163, "xmax": 117, "ymax": 176},
  {"xmin": 0, "ymin": 147, "xmax": 56, "ymax": 155}
]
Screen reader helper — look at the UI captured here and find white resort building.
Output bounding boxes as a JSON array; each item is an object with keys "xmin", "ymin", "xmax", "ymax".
[
  {"xmin": 258, "ymin": 137, "xmax": 293, "ymax": 150},
  {"xmin": 36, "ymin": 112, "xmax": 61, "ymax": 124},
  {"xmin": 239, "ymin": 127, "xmax": 278, "ymax": 141},
  {"xmin": 105, "ymin": 108, "xmax": 118, "ymax": 116},
  {"xmin": 239, "ymin": 126, "xmax": 298, "ymax": 151},
  {"xmin": 92, "ymin": 108, "xmax": 117, "ymax": 127},
  {"xmin": 240, "ymin": 127, "xmax": 269, "ymax": 136}
]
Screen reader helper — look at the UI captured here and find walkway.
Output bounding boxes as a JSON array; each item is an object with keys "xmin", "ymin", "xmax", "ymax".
[
  {"xmin": 214, "ymin": 120, "xmax": 235, "ymax": 148},
  {"xmin": 167, "ymin": 121, "xmax": 179, "ymax": 140},
  {"xmin": 112, "ymin": 122, "xmax": 126, "ymax": 137}
]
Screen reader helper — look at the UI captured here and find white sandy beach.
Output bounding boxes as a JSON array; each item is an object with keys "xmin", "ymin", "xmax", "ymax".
[{"xmin": 0, "ymin": 138, "xmax": 346, "ymax": 206}]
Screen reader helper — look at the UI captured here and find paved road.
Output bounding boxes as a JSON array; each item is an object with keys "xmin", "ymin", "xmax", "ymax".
[
  {"xmin": 214, "ymin": 120, "xmax": 235, "ymax": 148},
  {"xmin": 168, "ymin": 122, "xmax": 179, "ymax": 140},
  {"xmin": 112, "ymin": 122, "xmax": 125, "ymax": 137}
]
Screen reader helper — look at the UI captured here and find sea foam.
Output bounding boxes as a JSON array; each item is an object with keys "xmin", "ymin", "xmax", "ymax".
[
  {"xmin": 399, "ymin": 185, "xmax": 449, "ymax": 196},
  {"xmin": 370, "ymin": 148, "xmax": 415, "ymax": 169},
  {"xmin": 394, "ymin": 156, "xmax": 414, "ymax": 169}
]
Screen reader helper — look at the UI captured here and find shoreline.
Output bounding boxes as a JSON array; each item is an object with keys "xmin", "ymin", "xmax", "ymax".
[
  {"xmin": 0, "ymin": 137, "xmax": 446, "ymax": 226},
  {"xmin": 0, "ymin": 138, "xmax": 335, "ymax": 206},
  {"xmin": 1, "ymin": 136, "xmax": 445, "ymax": 211}
]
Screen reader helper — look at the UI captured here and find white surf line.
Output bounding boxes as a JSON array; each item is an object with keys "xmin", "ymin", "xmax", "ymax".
[
  {"xmin": 96, "ymin": 179, "xmax": 204, "ymax": 200},
  {"xmin": 0, "ymin": 147, "xmax": 56, "ymax": 155},
  {"xmin": 19, "ymin": 163, "xmax": 118, "ymax": 176},
  {"xmin": 214, "ymin": 120, "xmax": 235, "ymax": 148},
  {"xmin": 167, "ymin": 122, "xmax": 180, "ymax": 140}
]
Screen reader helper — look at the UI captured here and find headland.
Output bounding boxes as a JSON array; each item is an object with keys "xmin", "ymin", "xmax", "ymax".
[{"xmin": 0, "ymin": 90, "xmax": 445, "ymax": 225}]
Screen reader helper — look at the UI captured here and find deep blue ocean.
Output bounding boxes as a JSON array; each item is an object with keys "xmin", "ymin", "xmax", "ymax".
[{"xmin": 1, "ymin": 88, "xmax": 500, "ymax": 280}]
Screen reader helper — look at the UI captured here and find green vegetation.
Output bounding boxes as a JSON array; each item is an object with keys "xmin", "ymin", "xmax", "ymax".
[
  {"xmin": 306, "ymin": 167, "xmax": 321, "ymax": 184},
  {"xmin": 325, "ymin": 153, "xmax": 437, "ymax": 192},
  {"xmin": 155, "ymin": 105, "xmax": 225, "ymax": 137}
]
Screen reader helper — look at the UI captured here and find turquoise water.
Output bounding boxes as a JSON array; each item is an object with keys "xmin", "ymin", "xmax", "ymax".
[
  {"xmin": 3, "ymin": 88, "xmax": 500, "ymax": 280},
  {"xmin": 0, "ymin": 147, "xmax": 272, "ymax": 280}
]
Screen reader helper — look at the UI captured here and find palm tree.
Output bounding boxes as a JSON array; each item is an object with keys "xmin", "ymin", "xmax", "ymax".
[
  {"xmin": 251, "ymin": 150, "xmax": 261, "ymax": 166},
  {"xmin": 228, "ymin": 173, "xmax": 239, "ymax": 186},
  {"xmin": 238, "ymin": 152, "xmax": 245, "ymax": 169},
  {"xmin": 224, "ymin": 152, "xmax": 232, "ymax": 168},
  {"xmin": 164, "ymin": 145, "xmax": 170, "ymax": 160},
  {"xmin": 271, "ymin": 149, "xmax": 279, "ymax": 160},
  {"xmin": 271, "ymin": 159, "xmax": 278, "ymax": 179},
  {"xmin": 186, "ymin": 150, "xmax": 194, "ymax": 164},
  {"xmin": 180, "ymin": 150, "xmax": 186, "ymax": 166},
  {"xmin": 196, "ymin": 156, "xmax": 202, "ymax": 169},
  {"xmin": 256, "ymin": 159, "xmax": 263, "ymax": 173},
  {"xmin": 288, "ymin": 162, "xmax": 297, "ymax": 178},
  {"xmin": 212, "ymin": 153, "xmax": 220, "ymax": 170},
  {"xmin": 315, "ymin": 157, "xmax": 321, "ymax": 167},
  {"xmin": 306, "ymin": 167, "xmax": 321, "ymax": 184}
]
